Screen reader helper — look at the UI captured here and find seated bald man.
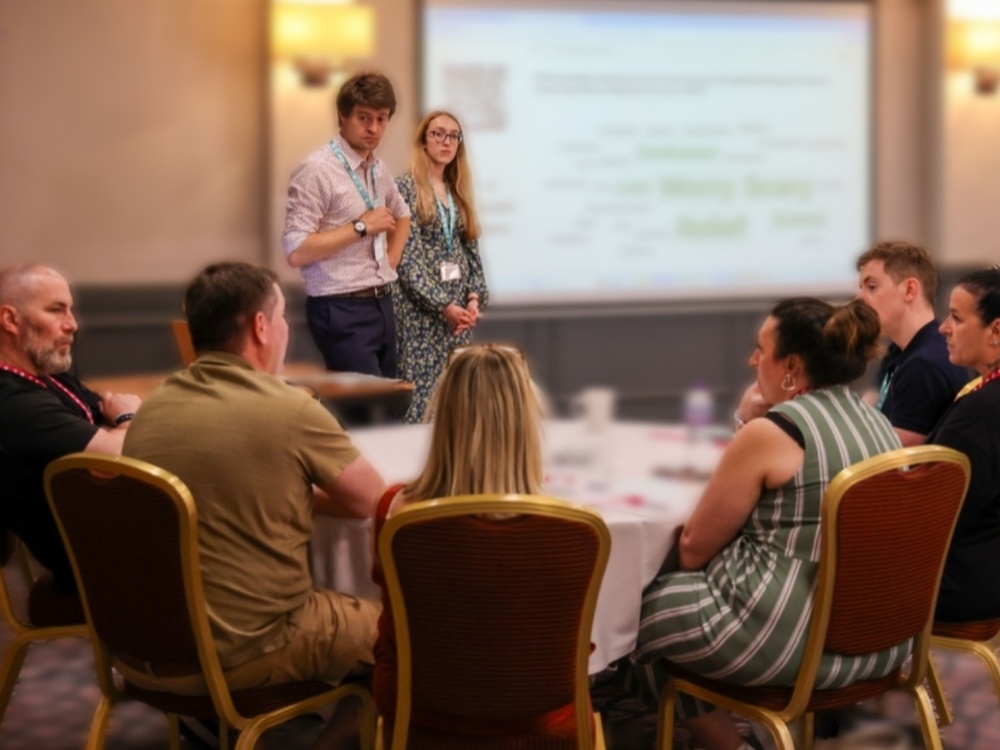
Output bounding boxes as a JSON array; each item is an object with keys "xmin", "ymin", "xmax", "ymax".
[{"xmin": 0, "ymin": 264, "xmax": 141, "ymax": 592}]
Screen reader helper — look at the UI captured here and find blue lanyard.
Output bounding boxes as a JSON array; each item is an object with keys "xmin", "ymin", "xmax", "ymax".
[
  {"xmin": 876, "ymin": 367, "xmax": 895, "ymax": 409},
  {"xmin": 329, "ymin": 141, "xmax": 379, "ymax": 210},
  {"xmin": 435, "ymin": 190, "xmax": 456, "ymax": 255}
]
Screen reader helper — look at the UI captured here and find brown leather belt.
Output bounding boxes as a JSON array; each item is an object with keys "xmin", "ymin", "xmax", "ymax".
[{"xmin": 325, "ymin": 284, "xmax": 390, "ymax": 299}]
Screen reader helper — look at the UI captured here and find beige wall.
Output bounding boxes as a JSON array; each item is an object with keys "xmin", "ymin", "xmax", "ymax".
[
  {"xmin": 1, "ymin": 0, "xmax": 987, "ymax": 285},
  {"xmin": 875, "ymin": 0, "xmax": 932, "ymax": 245},
  {"xmin": 0, "ymin": 0, "xmax": 268, "ymax": 284}
]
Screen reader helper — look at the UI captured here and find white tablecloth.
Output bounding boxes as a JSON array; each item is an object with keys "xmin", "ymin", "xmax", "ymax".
[{"xmin": 311, "ymin": 421, "xmax": 723, "ymax": 674}]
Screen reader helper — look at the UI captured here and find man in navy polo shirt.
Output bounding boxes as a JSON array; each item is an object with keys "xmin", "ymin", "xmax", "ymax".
[{"xmin": 856, "ymin": 241, "xmax": 970, "ymax": 445}]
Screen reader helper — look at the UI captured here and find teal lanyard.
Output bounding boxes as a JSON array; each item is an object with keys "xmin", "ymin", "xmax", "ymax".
[
  {"xmin": 329, "ymin": 141, "xmax": 379, "ymax": 210},
  {"xmin": 876, "ymin": 367, "xmax": 895, "ymax": 409},
  {"xmin": 435, "ymin": 190, "xmax": 456, "ymax": 255}
]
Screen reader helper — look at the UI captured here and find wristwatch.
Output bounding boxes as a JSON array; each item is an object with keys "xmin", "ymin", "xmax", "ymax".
[{"xmin": 353, "ymin": 219, "xmax": 367, "ymax": 237}]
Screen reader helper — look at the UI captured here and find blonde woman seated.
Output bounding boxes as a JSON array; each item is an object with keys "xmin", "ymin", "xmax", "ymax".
[
  {"xmin": 371, "ymin": 343, "xmax": 575, "ymax": 738},
  {"xmin": 627, "ymin": 298, "xmax": 905, "ymax": 750}
]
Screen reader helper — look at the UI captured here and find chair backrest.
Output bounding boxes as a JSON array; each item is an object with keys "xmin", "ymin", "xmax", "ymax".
[
  {"xmin": 378, "ymin": 495, "xmax": 610, "ymax": 748},
  {"xmin": 43, "ymin": 453, "xmax": 243, "ymax": 724},
  {"xmin": 789, "ymin": 445, "xmax": 971, "ymax": 715},
  {"xmin": 171, "ymin": 319, "xmax": 196, "ymax": 367}
]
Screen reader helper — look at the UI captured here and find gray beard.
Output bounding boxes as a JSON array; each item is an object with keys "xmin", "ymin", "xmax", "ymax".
[{"xmin": 22, "ymin": 338, "xmax": 72, "ymax": 375}]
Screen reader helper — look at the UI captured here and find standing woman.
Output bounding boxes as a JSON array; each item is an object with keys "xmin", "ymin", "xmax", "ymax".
[{"xmin": 395, "ymin": 111, "xmax": 489, "ymax": 423}]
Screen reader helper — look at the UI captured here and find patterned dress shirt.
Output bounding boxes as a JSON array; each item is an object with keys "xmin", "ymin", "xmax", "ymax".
[{"xmin": 281, "ymin": 134, "xmax": 410, "ymax": 296}]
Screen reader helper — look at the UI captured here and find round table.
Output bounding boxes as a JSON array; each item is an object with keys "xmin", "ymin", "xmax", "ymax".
[{"xmin": 311, "ymin": 420, "xmax": 725, "ymax": 674}]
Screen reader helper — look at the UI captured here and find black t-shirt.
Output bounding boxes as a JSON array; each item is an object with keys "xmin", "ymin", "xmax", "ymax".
[
  {"xmin": 929, "ymin": 377, "xmax": 1000, "ymax": 621},
  {"xmin": 0, "ymin": 370, "xmax": 102, "ymax": 591},
  {"xmin": 876, "ymin": 321, "xmax": 971, "ymax": 436}
]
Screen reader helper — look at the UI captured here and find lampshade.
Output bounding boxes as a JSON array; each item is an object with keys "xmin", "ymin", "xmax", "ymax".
[
  {"xmin": 946, "ymin": 0, "xmax": 1000, "ymax": 95},
  {"xmin": 271, "ymin": 2, "xmax": 375, "ymax": 62},
  {"xmin": 947, "ymin": 20, "xmax": 1000, "ymax": 69}
]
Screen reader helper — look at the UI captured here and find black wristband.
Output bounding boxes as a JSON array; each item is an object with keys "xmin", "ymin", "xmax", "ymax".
[{"xmin": 113, "ymin": 412, "xmax": 135, "ymax": 427}]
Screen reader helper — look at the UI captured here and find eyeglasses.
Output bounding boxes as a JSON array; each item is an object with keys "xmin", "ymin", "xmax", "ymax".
[{"xmin": 427, "ymin": 129, "xmax": 463, "ymax": 145}]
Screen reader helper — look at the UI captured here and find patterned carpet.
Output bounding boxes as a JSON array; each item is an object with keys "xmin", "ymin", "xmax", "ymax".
[
  {"xmin": 2, "ymin": 620, "xmax": 1000, "ymax": 748},
  {"xmin": 589, "ymin": 653, "xmax": 1000, "ymax": 750}
]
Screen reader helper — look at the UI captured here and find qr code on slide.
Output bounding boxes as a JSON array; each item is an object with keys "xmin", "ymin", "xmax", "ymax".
[{"xmin": 442, "ymin": 64, "xmax": 507, "ymax": 131}]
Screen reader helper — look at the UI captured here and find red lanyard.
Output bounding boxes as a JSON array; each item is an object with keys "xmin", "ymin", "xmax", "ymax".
[
  {"xmin": 0, "ymin": 362, "xmax": 95, "ymax": 425},
  {"xmin": 971, "ymin": 367, "xmax": 1000, "ymax": 394}
]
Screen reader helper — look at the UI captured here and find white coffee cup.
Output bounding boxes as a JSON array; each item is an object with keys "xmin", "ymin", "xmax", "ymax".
[{"xmin": 573, "ymin": 387, "xmax": 616, "ymax": 433}]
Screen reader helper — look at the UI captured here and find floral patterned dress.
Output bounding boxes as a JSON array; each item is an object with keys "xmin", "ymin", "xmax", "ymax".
[{"xmin": 394, "ymin": 172, "xmax": 489, "ymax": 423}]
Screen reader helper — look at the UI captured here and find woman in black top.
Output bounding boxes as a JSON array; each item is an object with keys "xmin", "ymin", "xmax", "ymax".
[{"xmin": 929, "ymin": 268, "xmax": 1000, "ymax": 622}]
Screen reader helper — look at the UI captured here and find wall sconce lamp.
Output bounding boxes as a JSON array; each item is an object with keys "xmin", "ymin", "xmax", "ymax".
[
  {"xmin": 947, "ymin": 1, "xmax": 1000, "ymax": 95},
  {"xmin": 271, "ymin": 1, "xmax": 375, "ymax": 87}
]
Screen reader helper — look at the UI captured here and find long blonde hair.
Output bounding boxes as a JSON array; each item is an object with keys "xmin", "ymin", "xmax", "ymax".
[
  {"xmin": 405, "ymin": 345, "xmax": 542, "ymax": 500},
  {"xmin": 410, "ymin": 110, "xmax": 481, "ymax": 240}
]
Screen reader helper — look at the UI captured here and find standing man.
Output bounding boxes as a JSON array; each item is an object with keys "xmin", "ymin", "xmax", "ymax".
[
  {"xmin": 123, "ymin": 262, "xmax": 385, "ymax": 703},
  {"xmin": 0, "ymin": 264, "xmax": 141, "ymax": 592},
  {"xmin": 282, "ymin": 72, "xmax": 411, "ymax": 377},
  {"xmin": 856, "ymin": 241, "xmax": 970, "ymax": 445}
]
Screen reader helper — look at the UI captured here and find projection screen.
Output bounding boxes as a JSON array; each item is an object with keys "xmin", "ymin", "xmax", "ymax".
[{"xmin": 420, "ymin": 0, "xmax": 873, "ymax": 305}]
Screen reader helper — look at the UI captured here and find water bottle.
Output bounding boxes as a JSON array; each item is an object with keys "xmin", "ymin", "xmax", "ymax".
[
  {"xmin": 682, "ymin": 383, "xmax": 716, "ymax": 477},
  {"xmin": 682, "ymin": 382, "xmax": 716, "ymax": 443}
]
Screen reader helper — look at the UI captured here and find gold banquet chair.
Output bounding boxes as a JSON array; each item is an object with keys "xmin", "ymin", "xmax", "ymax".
[
  {"xmin": 921, "ymin": 372, "xmax": 996, "ymax": 726},
  {"xmin": 0, "ymin": 529, "xmax": 88, "ymax": 727},
  {"xmin": 377, "ymin": 494, "xmax": 610, "ymax": 749},
  {"xmin": 655, "ymin": 445, "xmax": 971, "ymax": 750},
  {"xmin": 44, "ymin": 453, "xmax": 375, "ymax": 750},
  {"xmin": 926, "ymin": 618, "xmax": 1000, "ymax": 726}
]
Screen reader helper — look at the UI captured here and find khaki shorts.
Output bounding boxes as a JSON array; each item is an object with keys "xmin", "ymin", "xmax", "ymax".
[{"xmin": 117, "ymin": 589, "xmax": 380, "ymax": 696}]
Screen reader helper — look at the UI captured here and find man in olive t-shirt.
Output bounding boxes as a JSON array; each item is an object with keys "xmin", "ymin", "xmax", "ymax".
[{"xmin": 123, "ymin": 262, "xmax": 386, "ymax": 696}]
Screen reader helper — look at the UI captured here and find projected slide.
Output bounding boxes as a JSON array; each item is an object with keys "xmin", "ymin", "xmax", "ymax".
[{"xmin": 422, "ymin": 0, "xmax": 872, "ymax": 305}]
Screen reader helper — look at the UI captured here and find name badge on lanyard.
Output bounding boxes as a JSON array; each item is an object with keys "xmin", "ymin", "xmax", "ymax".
[
  {"xmin": 436, "ymin": 190, "xmax": 461, "ymax": 282},
  {"xmin": 330, "ymin": 141, "xmax": 386, "ymax": 261}
]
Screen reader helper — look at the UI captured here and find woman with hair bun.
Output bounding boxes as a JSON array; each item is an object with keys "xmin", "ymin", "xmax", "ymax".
[{"xmin": 626, "ymin": 297, "xmax": 905, "ymax": 750}]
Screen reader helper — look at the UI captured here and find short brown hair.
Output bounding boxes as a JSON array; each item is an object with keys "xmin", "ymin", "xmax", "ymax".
[
  {"xmin": 335, "ymin": 72, "xmax": 396, "ymax": 120},
  {"xmin": 185, "ymin": 262, "xmax": 279, "ymax": 354},
  {"xmin": 856, "ymin": 241, "xmax": 938, "ymax": 307}
]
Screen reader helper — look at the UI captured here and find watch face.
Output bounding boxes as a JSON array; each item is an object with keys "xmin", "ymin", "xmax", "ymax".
[{"xmin": 354, "ymin": 221, "xmax": 366, "ymax": 235}]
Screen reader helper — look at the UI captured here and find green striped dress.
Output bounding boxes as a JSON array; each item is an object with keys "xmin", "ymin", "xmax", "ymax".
[{"xmin": 628, "ymin": 386, "xmax": 904, "ymax": 717}]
